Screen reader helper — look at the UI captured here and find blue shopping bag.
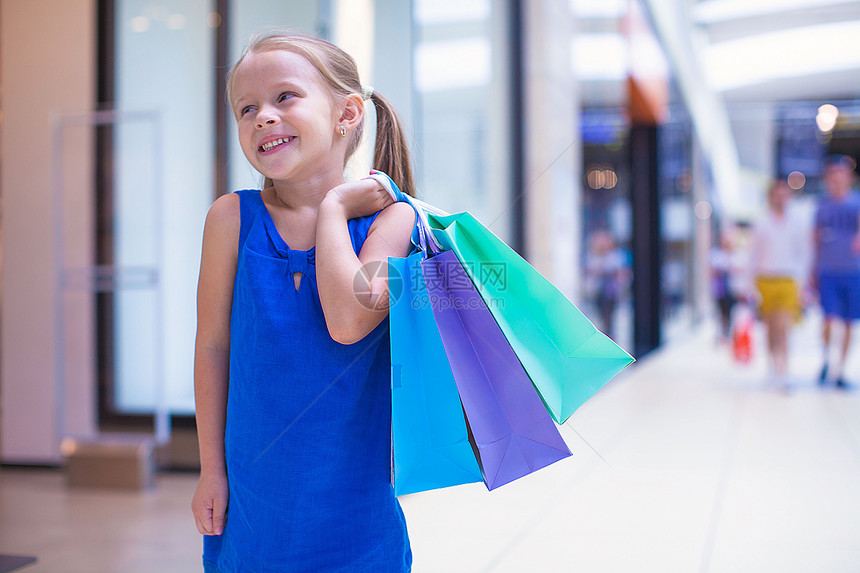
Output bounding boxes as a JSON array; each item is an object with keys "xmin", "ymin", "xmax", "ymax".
[{"xmin": 389, "ymin": 249, "xmax": 483, "ymax": 496}]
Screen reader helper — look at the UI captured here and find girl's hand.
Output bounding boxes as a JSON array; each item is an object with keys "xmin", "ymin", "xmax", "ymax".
[
  {"xmin": 324, "ymin": 177, "xmax": 394, "ymax": 220},
  {"xmin": 192, "ymin": 470, "xmax": 229, "ymax": 536}
]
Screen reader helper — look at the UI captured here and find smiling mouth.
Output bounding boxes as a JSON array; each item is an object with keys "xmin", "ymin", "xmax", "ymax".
[{"xmin": 260, "ymin": 137, "xmax": 295, "ymax": 152}]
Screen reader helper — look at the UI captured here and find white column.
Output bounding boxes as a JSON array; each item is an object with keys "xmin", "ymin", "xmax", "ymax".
[{"xmin": 523, "ymin": 1, "xmax": 581, "ymax": 300}]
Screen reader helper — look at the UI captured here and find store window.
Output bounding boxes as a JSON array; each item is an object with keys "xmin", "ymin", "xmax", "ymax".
[
  {"xmin": 658, "ymin": 100, "xmax": 695, "ymax": 339},
  {"xmin": 108, "ymin": 0, "xmax": 217, "ymax": 418},
  {"xmin": 574, "ymin": 0, "xmax": 633, "ymax": 351},
  {"xmin": 412, "ymin": 0, "xmax": 513, "ymax": 243},
  {"xmin": 580, "ymin": 108, "xmax": 633, "ymax": 351},
  {"xmin": 103, "ymin": 0, "xmax": 332, "ymax": 423},
  {"xmin": 574, "ymin": 0, "xmax": 698, "ymax": 354}
]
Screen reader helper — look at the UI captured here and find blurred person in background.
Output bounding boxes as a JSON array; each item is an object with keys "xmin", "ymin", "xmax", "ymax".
[
  {"xmin": 584, "ymin": 229, "xmax": 629, "ymax": 340},
  {"xmin": 709, "ymin": 226, "xmax": 744, "ymax": 343},
  {"xmin": 749, "ymin": 180, "xmax": 811, "ymax": 390},
  {"xmin": 812, "ymin": 154, "xmax": 860, "ymax": 390}
]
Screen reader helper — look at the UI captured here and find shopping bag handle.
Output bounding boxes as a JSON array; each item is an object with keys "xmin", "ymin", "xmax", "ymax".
[{"xmin": 364, "ymin": 171, "xmax": 446, "ymax": 254}]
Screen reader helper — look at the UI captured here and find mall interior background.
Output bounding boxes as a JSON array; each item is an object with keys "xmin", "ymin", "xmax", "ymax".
[{"xmin": 1, "ymin": 0, "xmax": 858, "ymax": 467}]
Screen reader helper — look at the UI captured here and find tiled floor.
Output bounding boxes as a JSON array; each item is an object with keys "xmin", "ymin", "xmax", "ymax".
[{"xmin": 2, "ymin": 312, "xmax": 860, "ymax": 572}]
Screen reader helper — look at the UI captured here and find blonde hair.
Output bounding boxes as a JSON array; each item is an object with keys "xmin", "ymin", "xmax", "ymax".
[{"xmin": 227, "ymin": 32, "xmax": 415, "ymax": 196}]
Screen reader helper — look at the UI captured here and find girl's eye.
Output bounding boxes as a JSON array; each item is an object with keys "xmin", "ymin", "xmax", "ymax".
[
  {"xmin": 278, "ymin": 92, "xmax": 294, "ymax": 103},
  {"xmin": 240, "ymin": 105, "xmax": 256, "ymax": 116}
]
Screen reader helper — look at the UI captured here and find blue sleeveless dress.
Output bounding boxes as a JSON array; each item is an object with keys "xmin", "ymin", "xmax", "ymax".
[{"xmin": 202, "ymin": 190, "xmax": 411, "ymax": 573}]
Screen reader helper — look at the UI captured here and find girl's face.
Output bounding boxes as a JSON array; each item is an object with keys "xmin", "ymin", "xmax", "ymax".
[{"xmin": 231, "ymin": 49, "xmax": 344, "ymax": 185}]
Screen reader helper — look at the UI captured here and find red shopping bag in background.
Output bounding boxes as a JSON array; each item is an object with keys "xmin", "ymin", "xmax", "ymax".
[{"xmin": 732, "ymin": 307, "xmax": 754, "ymax": 363}]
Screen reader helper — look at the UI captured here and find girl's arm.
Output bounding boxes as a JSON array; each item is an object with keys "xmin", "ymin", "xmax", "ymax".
[
  {"xmin": 191, "ymin": 193, "xmax": 239, "ymax": 536},
  {"xmin": 316, "ymin": 179, "xmax": 416, "ymax": 345}
]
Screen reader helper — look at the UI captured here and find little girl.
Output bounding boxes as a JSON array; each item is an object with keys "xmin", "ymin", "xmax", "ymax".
[{"xmin": 191, "ymin": 32, "xmax": 416, "ymax": 572}]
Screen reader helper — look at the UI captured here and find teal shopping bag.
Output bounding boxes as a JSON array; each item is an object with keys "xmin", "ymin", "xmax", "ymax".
[
  {"xmin": 427, "ymin": 212, "xmax": 634, "ymax": 424},
  {"xmin": 389, "ymin": 250, "xmax": 483, "ymax": 496}
]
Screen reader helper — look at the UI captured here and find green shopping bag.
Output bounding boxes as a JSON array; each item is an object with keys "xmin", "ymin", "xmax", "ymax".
[{"xmin": 427, "ymin": 212, "xmax": 634, "ymax": 424}]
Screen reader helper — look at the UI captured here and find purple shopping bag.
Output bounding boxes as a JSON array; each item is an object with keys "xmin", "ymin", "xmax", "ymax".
[{"xmin": 422, "ymin": 250, "xmax": 571, "ymax": 490}]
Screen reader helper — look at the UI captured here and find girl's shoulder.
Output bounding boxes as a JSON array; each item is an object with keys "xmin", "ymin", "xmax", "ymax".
[
  {"xmin": 362, "ymin": 201, "xmax": 416, "ymax": 245},
  {"xmin": 209, "ymin": 190, "xmax": 243, "ymax": 216},
  {"xmin": 366, "ymin": 201, "xmax": 416, "ymax": 235},
  {"xmin": 231, "ymin": 188, "xmax": 261, "ymax": 199},
  {"xmin": 345, "ymin": 201, "xmax": 416, "ymax": 258},
  {"xmin": 204, "ymin": 192, "xmax": 242, "ymax": 239},
  {"xmin": 207, "ymin": 189, "xmax": 266, "ymax": 221}
]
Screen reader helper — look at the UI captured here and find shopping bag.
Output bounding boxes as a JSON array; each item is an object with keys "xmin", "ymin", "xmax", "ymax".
[
  {"xmin": 422, "ymin": 250, "xmax": 571, "ymax": 490},
  {"xmin": 732, "ymin": 306, "xmax": 754, "ymax": 363},
  {"xmin": 427, "ymin": 212, "xmax": 634, "ymax": 424},
  {"xmin": 389, "ymin": 250, "xmax": 484, "ymax": 496}
]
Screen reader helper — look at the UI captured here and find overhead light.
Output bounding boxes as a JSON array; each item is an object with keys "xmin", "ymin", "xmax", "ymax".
[
  {"xmin": 816, "ymin": 104, "xmax": 839, "ymax": 132},
  {"xmin": 604, "ymin": 169, "xmax": 618, "ymax": 189},
  {"xmin": 572, "ymin": 34, "xmax": 628, "ymax": 81},
  {"xmin": 695, "ymin": 201, "xmax": 713, "ymax": 220},
  {"xmin": 130, "ymin": 16, "xmax": 150, "ymax": 33},
  {"xmin": 167, "ymin": 14, "xmax": 186, "ymax": 30},
  {"xmin": 587, "ymin": 167, "xmax": 618, "ymax": 190},
  {"xmin": 787, "ymin": 171, "xmax": 806, "ymax": 190},
  {"xmin": 587, "ymin": 168, "xmax": 604, "ymax": 189}
]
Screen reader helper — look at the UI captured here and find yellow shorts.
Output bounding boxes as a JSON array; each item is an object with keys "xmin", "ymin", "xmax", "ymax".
[{"xmin": 755, "ymin": 276, "xmax": 800, "ymax": 318}]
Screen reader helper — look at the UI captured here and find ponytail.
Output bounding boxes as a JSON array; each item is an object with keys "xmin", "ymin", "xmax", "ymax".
[{"xmin": 370, "ymin": 92, "xmax": 415, "ymax": 197}]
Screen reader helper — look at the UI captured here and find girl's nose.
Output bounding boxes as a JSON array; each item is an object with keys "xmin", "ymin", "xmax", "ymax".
[{"xmin": 256, "ymin": 110, "xmax": 278, "ymax": 128}]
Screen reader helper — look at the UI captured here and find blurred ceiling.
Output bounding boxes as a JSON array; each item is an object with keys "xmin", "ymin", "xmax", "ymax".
[
  {"xmin": 572, "ymin": 0, "xmax": 860, "ymax": 104},
  {"xmin": 694, "ymin": 0, "xmax": 860, "ymax": 102}
]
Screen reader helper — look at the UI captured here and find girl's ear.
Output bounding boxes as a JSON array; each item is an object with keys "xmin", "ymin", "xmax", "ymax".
[{"xmin": 338, "ymin": 93, "xmax": 364, "ymax": 131}]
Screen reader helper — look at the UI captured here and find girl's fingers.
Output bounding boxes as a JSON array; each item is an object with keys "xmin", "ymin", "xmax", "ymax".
[
  {"xmin": 194, "ymin": 510, "xmax": 211, "ymax": 535},
  {"xmin": 212, "ymin": 496, "xmax": 227, "ymax": 535},
  {"xmin": 193, "ymin": 499, "xmax": 214, "ymax": 534},
  {"xmin": 329, "ymin": 179, "xmax": 395, "ymax": 219}
]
